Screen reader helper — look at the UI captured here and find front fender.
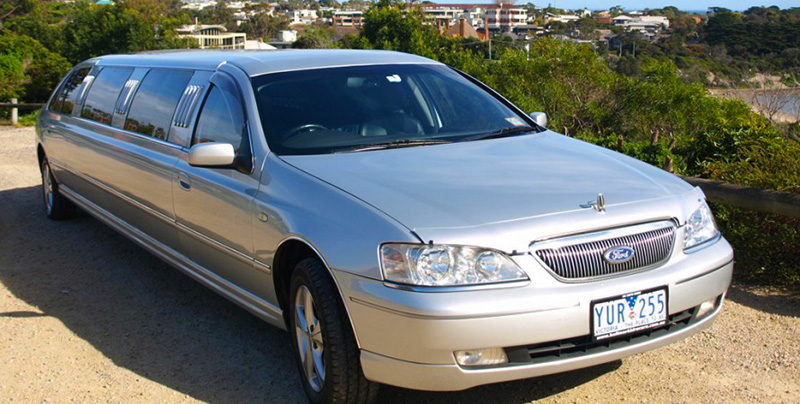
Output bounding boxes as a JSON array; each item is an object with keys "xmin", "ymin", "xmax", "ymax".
[{"xmin": 252, "ymin": 154, "xmax": 419, "ymax": 280}]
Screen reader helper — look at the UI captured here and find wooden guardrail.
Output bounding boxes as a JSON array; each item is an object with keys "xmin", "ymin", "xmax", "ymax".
[
  {"xmin": 0, "ymin": 102, "xmax": 45, "ymax": 109},
  {"xmin": 1, "ymin": 99, "xmax": 45, "ymax": 125},
  {"xmin": 680, "ymin": 176, "xmax": 800, "ymax": 218}
]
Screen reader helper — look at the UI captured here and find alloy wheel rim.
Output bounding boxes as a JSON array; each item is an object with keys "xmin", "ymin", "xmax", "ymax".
[
  {"xmin": 295, "ymin": 285, "xmax": 325, "ymax": 392},
  {"xmin": 43, "ymin": 164, "xmax": 54, "ymax": 214}
]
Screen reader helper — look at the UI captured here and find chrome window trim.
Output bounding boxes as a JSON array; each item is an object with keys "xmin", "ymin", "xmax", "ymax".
[
  {"xmin": 75, "ymin": 115, "xmax": 185, "ymax": 150},
  {"xmin": 76, "ymin": 75, "xmax": 96, "ymax": 107},
  {"xmin": 115, "ymin": 78, "xmax": 140, "ymax": 115},
  {"xmin": 173, "ymin": 84, "xmax": 205, "ymax": 128}
]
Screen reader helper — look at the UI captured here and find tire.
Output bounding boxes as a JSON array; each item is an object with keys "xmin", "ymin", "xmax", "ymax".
[
  {"xmin": 41, "ymin": 157, "xmax": 76, "ymax": 220},
  {"xmin": 288, "ymin": 258, "xmax": 379, "ymax": 404}
]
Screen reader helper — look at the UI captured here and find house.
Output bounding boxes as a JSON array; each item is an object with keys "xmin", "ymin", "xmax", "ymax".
[
  {"xmin": 333, "ymin": 10, "xmax": 363, "ymax": 27},
  {"xmin": 486, "ymin": 5, "xmax": 528, "ymax": 31},
  {"xmin": 176, "ymin": 24, "xmax": 246, "ymax": 49},
  {"xmin": 445, "ymin": 18, "xmax": 484, "ymax": 41},
  {"xmin": 279, "ymin": 30, "xmax": 297, "ymax": 43},
  {"xmin": 611, "ymin": 15, "xmax": 669, "ymax": 40},
  {"xmin": 286, "ymin": 9, "xmax": 318, "ymax": 25},
  {"xmin": 612, "ymin": 15, "xmax": 633, "ymax": 25},
  {"xmin": 415, "ymin": 4, "xmax": 488, "ymax": 30},
  {"xmin": 244, "ymin": 39, "xmax": 277, "ymax": 50},
  {"xmin": 546, "ymin": 13, "xmax": 580, "ymax": 24}
]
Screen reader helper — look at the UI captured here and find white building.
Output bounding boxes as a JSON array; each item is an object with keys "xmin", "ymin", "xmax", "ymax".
[
  {"xmin": 176, "ymin": 24, "xmax": 246, "ymax": 49},
  {"xmin": 417, "ymin": 4, "xmax": 487, "ymax": 29},
  {"xmin": 279, "ymin": 30, "xmax": 297, "ymax": 43},
  {"xmin": 333, "ymin": 10, "xmax": 363, "ymax": 27},
  {"xmin": 286, "ymin": 9, "xmax": 318, "ymax": 25},
  {"xmin": 244, "ymin": 39, "xmax": 277, "ymax": 50},
  {"xmin": 546, "ymin": 13, "xmax": 580, "ymax": 24},
  {"xmin": 486, "ymin": 6, "xmax": 527, "ymax": 31},
  {"xmin": 612, "ymin": 15, "xmax": 670, "ymax": 40}
]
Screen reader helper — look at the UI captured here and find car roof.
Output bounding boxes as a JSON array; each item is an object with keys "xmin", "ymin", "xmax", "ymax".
[{"xmin": 90, "ymin": 49, "xmax": 443, "ymax": 77}]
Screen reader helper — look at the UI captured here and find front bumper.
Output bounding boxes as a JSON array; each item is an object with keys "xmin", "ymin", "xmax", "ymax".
[{"xmin": 335, "ymin": 236, "xmax": 733, "ymax": 391}]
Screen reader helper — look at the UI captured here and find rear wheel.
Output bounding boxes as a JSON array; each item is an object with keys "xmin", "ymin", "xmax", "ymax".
[
  {"xmin": 288, "ymin": 258, "xmax": 379, "ymax": 404},
  {"xmin": 41, "ymin": 157, "xmax": 76, "ymax": 220}
]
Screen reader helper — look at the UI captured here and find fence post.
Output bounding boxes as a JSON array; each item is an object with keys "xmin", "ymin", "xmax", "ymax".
[{"xmin": 11, "ymin": 98, "xmax": 18, "ymax": 126}]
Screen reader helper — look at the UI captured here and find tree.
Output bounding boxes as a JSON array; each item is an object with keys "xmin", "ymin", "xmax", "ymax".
[
  {"xmin": 243, "ymin": 12, "xmax": 289, "ymax": 40},
  {"xmin": 359, "ymin": 0, "xmax": 444, "ymax": 58},
  {"xmin": 0, "ymin": 31, "xmax": 71, "ymax": 102},
  {"xmin": 60, "ymin": 0, "xmax": 193, "ymax": 64},
  {"xmin": 293, "ymin": 25, "xmax": 335, "ymax": 48}
]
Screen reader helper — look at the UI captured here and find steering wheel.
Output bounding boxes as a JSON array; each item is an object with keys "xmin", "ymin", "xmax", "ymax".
[{"xmin": 284, "ymin": 124, "xmax": 328, "ymax": 141}]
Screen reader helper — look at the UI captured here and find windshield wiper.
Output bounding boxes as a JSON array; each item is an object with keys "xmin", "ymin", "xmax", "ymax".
[
  {"xmin": 340, "ymin": 139, "xmax": 452, "ymax": 153},
  {"xmin": 465, "ymin": 126, "xmax": 537, "ymax": 142}
]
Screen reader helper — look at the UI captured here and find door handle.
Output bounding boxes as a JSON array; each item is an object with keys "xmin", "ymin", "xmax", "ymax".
[{"xmin": 178, "ymin": 172, "xmax": 191, "ymax": 191}]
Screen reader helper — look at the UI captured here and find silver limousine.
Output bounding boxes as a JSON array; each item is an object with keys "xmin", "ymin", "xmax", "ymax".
[{"xmin": 37, "ymin": 50, "xmax": 733, "ymax": 404}]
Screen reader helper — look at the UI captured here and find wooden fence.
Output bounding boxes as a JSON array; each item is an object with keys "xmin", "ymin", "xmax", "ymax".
[
  {"xmin": 1, "ymin": 99, "xmax": 45, "ymax": 125},
  {"xmin": 681, "ymin": 176, "xmax": 800, "ymax": 218}
]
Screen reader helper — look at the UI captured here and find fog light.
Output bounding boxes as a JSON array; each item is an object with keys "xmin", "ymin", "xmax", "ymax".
[
  {"xmin": 454, "ymin": 347, "xmax": 508, "ymax": 367},
  {"xmin": 696, "ymin": 298, "xmax": 718, "ymax": 319}
]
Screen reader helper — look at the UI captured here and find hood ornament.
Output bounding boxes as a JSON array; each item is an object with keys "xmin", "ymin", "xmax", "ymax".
[{"xmin": 582, "ymin": 193, "xmax": 605, "ymax": 212}]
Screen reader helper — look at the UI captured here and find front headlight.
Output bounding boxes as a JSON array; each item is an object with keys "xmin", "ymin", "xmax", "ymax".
[
  {"xmin": 380, "ymin": 243, "xmax": 528, "ymax": 286},
  {"xmin": 683, "ymin": 202, "xmax": 720, "ymax": 250}
]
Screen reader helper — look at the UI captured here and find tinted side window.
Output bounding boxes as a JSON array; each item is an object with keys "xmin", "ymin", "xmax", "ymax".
[
  {"xmin": 51, "ymin": 67, "xmax": 91, "ymax": 115},
  {"xmin": 193, "ymin": 86, "xmax": 246, "ymax": 153},
  {"xmin": 125, "ymin": 69, "xmax": 193, "ymax": 141},
  {"xmin": 81, "ymin": 67, "xmax": 133, "ymax": 125}
]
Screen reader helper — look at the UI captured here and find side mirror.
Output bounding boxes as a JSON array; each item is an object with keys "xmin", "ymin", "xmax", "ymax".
[
  {"xmin": 529, "ymin": 112, "xmax": 547, "ymax": 128},
  {"xmin": 188, "ymin": 142, "xmax": 236, "ymax": 167}
]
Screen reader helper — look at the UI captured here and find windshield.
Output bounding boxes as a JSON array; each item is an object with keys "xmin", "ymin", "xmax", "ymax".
[{"xmin": 252, "ymin": 64, "xmax": 536, "ymax": 155}]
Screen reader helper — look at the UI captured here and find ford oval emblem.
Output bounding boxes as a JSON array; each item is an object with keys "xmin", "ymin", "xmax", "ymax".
[{"xmin": 603, "ymin": 246, "xmax": 636, "ymax": 264}]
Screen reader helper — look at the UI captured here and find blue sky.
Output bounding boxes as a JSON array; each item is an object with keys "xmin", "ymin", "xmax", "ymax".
[{"xmin": 435, "ymin": 1, "xmax": 798, "ymax": 12}]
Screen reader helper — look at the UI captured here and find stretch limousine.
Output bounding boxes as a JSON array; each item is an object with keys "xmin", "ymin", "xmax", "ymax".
[{"xmin": 37, "ymin": 50, "xmax": 733, "ymax": 404}]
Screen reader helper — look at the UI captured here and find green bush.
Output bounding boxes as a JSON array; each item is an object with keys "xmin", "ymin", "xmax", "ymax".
[
  {"xmin": 0, "ymin": 31, "xmax": 71, "ymax": 103},
  {"xmin": 16, "ymin": 109, "xmax": 40, "ymax": 127}
]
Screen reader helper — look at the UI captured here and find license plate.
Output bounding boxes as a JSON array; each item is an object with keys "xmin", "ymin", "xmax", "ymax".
[{"xmin": 591, "ymin": 288, "xmax": 668, "ymax": 340}]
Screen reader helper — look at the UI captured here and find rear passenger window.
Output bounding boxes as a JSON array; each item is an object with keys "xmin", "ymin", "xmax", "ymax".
[
  {"xmin": 81, "ymin": 67, "xmax": 133, "ymax": 125},
  {"xmin": 124, "ymin": 69, "xmax": 193, "ymax": 141},
  {"xmin": 193, "ymin": 86, "xmax": 246, "ymax": 153},
  {"xmin": 51, "ymin": 67, "xmax": 91, "ymax": 115}
]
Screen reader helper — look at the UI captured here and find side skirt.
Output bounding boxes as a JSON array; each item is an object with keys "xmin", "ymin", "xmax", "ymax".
[{"xmin": 59, "ymin": 184, "xmax": 287, "ymax": 330}]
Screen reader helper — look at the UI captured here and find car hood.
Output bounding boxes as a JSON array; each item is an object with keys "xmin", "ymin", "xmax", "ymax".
[{"xmin": 280, "ymin": 132, "xmax": 701, "ymax": 252}]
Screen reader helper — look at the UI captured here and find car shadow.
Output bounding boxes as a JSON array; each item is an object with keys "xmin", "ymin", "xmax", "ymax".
[
  {"xmin": 726, "ymin": 284, "xmax": 799, "ymax": 318},
  {"xmin": 0, "ymin": 184, "xmax": 618, "ymax": 403}
]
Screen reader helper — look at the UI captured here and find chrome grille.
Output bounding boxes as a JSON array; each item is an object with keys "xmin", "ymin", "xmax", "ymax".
[{"xmin": 532, "ymin": 222, "xmax": 675, "ymax": 280}]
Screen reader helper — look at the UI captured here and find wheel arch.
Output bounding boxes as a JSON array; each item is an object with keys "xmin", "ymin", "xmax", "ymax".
[
  {"xmin": 37, "ymin": 143, "xmax": 46, "ymax": 171},
  {"xmin": 273, "ymin": 236, "xmax": 362, "ymax": 347}
]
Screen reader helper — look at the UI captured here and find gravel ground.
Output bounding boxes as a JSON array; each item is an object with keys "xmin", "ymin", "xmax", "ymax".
[{"xmin": 1, "ymin": 126, "xmax": 798, "ymax": 403}]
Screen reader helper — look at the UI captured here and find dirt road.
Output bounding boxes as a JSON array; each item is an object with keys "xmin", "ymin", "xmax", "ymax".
[{"xmin": 1, "ymin": 126, "xmax": 798, "ymax": 403}]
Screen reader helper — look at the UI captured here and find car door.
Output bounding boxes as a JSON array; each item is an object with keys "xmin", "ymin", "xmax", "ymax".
[
  {"xmin": 172, "ymin": 72, "xmax": 267, "ymax": 295},
  {"xmin": 40, "ymin": 64, "xmax": 95, "ymax": 194}
]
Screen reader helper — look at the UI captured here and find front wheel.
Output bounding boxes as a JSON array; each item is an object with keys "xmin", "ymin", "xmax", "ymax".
[{"xmin": 289, "ymin": 258, "xmax": 379, "ymax": 404}]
